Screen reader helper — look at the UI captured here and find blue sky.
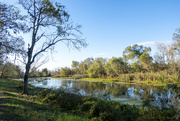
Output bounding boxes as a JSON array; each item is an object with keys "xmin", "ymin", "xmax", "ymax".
[{"xmin": 3, "ymin": 0, "xmax": 180, "ymax": 70}]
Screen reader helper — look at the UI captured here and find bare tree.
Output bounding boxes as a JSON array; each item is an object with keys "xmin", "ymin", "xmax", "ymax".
[{"xmin": 19, "ymin": 0, "xmax": 87, "ymax": 94}]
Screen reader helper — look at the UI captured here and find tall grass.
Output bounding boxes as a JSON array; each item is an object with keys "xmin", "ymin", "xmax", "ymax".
[{"xmin": 118, "ymin": 71, "xmax": 179, "ymax": 84}]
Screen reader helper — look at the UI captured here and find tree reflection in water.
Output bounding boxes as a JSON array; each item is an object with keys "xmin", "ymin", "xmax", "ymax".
[{"xmin": 27, "ymin": 78, "xmax": 180, "ymax": 108}]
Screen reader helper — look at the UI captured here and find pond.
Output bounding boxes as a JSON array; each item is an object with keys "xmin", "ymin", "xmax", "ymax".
[{"xmin": 23, "ymin": 78, "xmax": 180, "ymax": 108}]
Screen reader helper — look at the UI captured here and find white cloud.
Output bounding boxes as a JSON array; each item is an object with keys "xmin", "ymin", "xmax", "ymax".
[
  {"xmin": 136, "ymin": 41, "xmax": 156, "ymax": 46},
  {"xmin": 136, "ymin": 40, "xmax": 172, "ymax": 46}
]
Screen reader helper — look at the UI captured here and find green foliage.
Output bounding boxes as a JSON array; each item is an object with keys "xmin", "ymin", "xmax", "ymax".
[
  {"xmin": 88, "ymin": 58, "xmax": 107, "ymax": 78},
  {"xmin": 139, "ymin": 52, "xmax": 153, "ymax": 70},
  {"xmin": 0, "ymin": 62, "xmax": 23, "ymax": 78},
  {"xmin": 108, "ymin": 57, "xmax": 128, "ymax": 75},
  {"xmin": 123, "ymin": 44, "xmax": 151, "ymax": 62},
  {"xmin": 39, "ymin": 88, "xmax": 141, "ymax": 121},
  {"xmin": 60, "ymin": 67, "xmax": 72, "ymax": 77},
  {"xmin": 71, "ymin": 61, "xmax": 80, "ymax": 74},
  {"xmin": 0, "ymin": 2, "xmax": 25, "ymax": 56},
  {"xmin": 39, "ymin": 88, "xmax": 83, "ymax": 110},
  {"xmin": 138, "ymin": 106, "xmax": 180, "ymax": 121},
  {"xmin": 83, "ymin": 78, "xmax": 119, "ymax": 83},
  {"xmin": 72, "ymin": 74, "xmax": 88, "ymax": 79},
  {"xmin": 117, "ymin": 71, "xmax": 180, "ymax": 85},
  {"xmin": 131, "ymin": 62, "xmax": 142, "ymax": 72},
  {"xmin": 42, "ymin": 68, "xmax": 48, "ymax": 76}
]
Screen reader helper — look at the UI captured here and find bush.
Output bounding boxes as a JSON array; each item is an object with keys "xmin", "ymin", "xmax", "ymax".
[
  {"xmin": 72, "ymin": 74, "xmax": 89, "ymax": 79},
  {"xmin": 138, "ymin": 106, "xmax": 180, "ymax": 121},
  {"xmin": 39, "ymin": 88, "xmax": 83, "ymax": 110},
  {"xmin": 38, "ymin": 88, "xmax": 179, "ymax": 121}
]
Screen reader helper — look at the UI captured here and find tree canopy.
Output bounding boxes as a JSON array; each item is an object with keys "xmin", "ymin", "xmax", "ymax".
[{"xmin": 0, "ymin": 2, "xmax": 25, "ymax": 55}]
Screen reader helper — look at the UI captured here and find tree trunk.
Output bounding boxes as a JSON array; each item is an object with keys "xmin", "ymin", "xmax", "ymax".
[{"xmin": 22, "ymin": 63, "xmax": 30, "ymax": 95}]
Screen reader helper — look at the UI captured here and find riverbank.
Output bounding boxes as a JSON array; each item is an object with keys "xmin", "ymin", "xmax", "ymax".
[
  {"xmin": 55, "ymin": 71, "xmax": 180, "ymax": 87},
  {"xmin": 0, "ymin": 79, "xmax": 179, "ymax": 121},
  {"xmin": 0, "ymin": 79, "xmax": 89, "ymax": 121}
]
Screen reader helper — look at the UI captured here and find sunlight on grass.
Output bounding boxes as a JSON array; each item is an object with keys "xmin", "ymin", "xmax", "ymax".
[
  {"xmin": 2, "ymin": 103, "xmax": 25, "ymax": 109},
  {"xmin": 57, "ymin": 113, "xmax": 89, "ymax": 121},
  {"xmin": 0, "ymin": 79, "xmax": 90, "ymax": 121},
  {"xmin": 83, "ymin": 78, "xmax": 119, "ymax": 83}
]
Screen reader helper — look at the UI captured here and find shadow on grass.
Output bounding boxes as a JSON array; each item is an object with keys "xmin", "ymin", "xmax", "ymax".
[
  {"xmin": 0, "ymin": 91, "xmax": 59, "ymax": 121},
  {"xmin": 0, "ymin": 79, "xmax": 90, "ymax": 121}
]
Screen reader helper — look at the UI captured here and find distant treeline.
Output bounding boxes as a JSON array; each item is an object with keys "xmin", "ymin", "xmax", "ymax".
[
  {"xmin": 1, "ymin": 39, "xmax": 180, "ymax": 81},
  {"xmin": 51, "ymin": 43, "xmax": 180, "ymax": 82}
]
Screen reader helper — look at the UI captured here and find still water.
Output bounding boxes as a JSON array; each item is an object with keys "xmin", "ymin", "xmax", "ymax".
[{"xmin": 27, "ymin": 78, "xmax": 180, "ymax": 108}]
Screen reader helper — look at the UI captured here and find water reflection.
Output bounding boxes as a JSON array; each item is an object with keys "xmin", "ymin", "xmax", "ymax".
[{"xmin": 28, "ymin": 78, "xmax": 180, "ymax": 108}]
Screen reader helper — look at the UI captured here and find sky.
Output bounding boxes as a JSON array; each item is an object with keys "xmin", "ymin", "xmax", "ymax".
[{"xmin": 2, "ymin": 0, "xmax": 180, "ymax": 70}]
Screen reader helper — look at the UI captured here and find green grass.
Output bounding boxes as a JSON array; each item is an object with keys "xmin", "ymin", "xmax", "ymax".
[
  {"xmin": 53, "ymin": 71, "xmax": 180, "ymax": 86},
  {"xmin": 84, "ymin": 71, "xmax": 180, "ymax": 87},
  {"xmin": 83, "ymin": 78, "xmax": 119, "ymax": 83},
  {"xmin": 0, "ymin": 79, "xmax": 89, "ymax": 121},
  {"xmin": 0, "ymin": 79, "xmax": 179, "ymax": 121},
  {"xmin": 53, "ymin": 76, "xmax": 74, "ymax": 79}
]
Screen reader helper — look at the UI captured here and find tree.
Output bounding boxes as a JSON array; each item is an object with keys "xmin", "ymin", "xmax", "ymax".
[
  {"xmin": 156, "ymin": 32, "xmax": 180, "ymax": 73},
  {"xmin": 42, "ymin": 68, "xmax": 48, "ymax": 76},
  {"xmin": 60, "ymin": 67, "xmax": 72, "ymax": 77},
  {"xmin": 0, "ymin": 2, "xmax": 25, "ymax": 55},
  {"xmin": 104, "ymin": 62, "xmax": 115, "ymax": 78},
  {"xmin": 130, "ymin": 62, "xmax": 142, "ymax": 72},
  {"xmin": 0, "ymin": 62, "xmax": 22, "ymax": 78},
  {"xmin": 15, "ymin": 65, "xmax": 24, "ymax": 78},
  {"xmin": 123, "ymin": 44, "xmax": 151, "ymax": 72},
  {"xmin": 18, "ymin": 0, "xmax": 87, "ymax": 94},
  {"xmin": 172, "ymin": 28, "xmax": 180, "ymax": 73},
  {"xmin": 173, "ymin": 28, "xmax": 180, "ymax": 55},
  {"xmin": 123, "ymin": 44, "xmax": 151, "ymax": 62},
  {"xmin": 109, "ymin": 57, "xmax": 128, "ymax": 75},
  {"xmin": 0, "ymin": 2, "xmax": 25, "ymax": 71},
  {"xmin": 156, "ymin": 43, "xmax": 168, "ymax": 65},
  {"xmin": 139, "ymin": 52, "xmax": 152, "ymax": 71},
  {"xmin": 81, "ymin": 57, "xmax": 93, "ymax": 74},
  {"xmin": 88, "ymin": 58, "xmax": 106, "ymax": 78},
  {"xmin": 71, "ymin": 61, "xmax": 80, "ymax": 74}
]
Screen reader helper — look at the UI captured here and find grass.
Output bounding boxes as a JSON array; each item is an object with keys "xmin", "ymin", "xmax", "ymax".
[
  {"xmin": 82, "ymin": 71, "xmax": 180, "ymax": 87},
  {"xmin": 53, "ymin": 76, "xmax": 74, "ymax": 79},
  {"xmin": 0, "ymin": 79, "xmax": 179, "ymax": 121},
  {"xmin": 82, "ymin": 78, "xmax": 119, "ymax": 83},
  {"xmin": 53, "ymin": 71, "xmax": 180, "ymax": 87},
  {"xmin": 0, "ymin": 79, "xmax": 89, "ymax": 121}
]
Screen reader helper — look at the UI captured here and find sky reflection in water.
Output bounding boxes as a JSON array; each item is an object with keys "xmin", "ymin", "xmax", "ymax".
[{"xmin": 27, "ymin": 78, "xmax": 180, "ymax": 108}]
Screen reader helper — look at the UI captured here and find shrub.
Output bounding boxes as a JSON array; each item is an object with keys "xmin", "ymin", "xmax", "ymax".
[
  {"xmin": 39, "ymin": 88, "xmax": 83, "ymax": 110},
  {"xmin": 38, "ymin": 87, "xmax": 179, "ymax": 121}
]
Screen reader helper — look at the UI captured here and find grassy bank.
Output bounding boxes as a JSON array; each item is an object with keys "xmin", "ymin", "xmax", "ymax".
[
  {"xmin": 1, "ymin": 79, "xmax": 179, "ymax": 120},
  {"xmin": 83, "ymin": 78, "xmax": 119, "ymax": 83},
  {"xmin": 0, "ymin": 79, "xmax": 89, "ymax": 121},
  {"xmin": 54, "ymin": 71, "xmax": 180, "ymax": 86},
  {"xmin": 82, "ymin": 71, "xmax": 180, "ymax": 86}
]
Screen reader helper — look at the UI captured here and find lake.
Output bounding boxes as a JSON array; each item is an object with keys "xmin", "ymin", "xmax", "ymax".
[{"xmin": 24, "ymin": 78, "xmax": 180, "ymax": 108}]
